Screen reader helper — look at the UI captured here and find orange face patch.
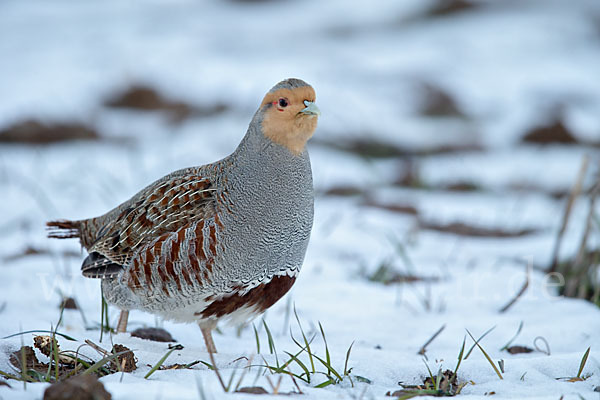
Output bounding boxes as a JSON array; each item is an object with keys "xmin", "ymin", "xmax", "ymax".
[{"xmin": 260, "ymin": 86, "xmax": 319, "ymax": 155}]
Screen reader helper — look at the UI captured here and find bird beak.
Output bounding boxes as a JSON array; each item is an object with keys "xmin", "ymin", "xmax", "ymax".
[{"xmin": 301, "ymin": 100, "xmax": 321, "ymax": 116}]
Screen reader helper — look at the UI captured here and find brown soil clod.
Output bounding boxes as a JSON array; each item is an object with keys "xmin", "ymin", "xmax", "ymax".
[
  {"xmin": 419, "ymin": 83, "xmax": 465, "ymax": 117},
  {"xmin": 364, "ymin": 199, "xmax": 419, "ymax": 216},
  {"xmin": 43, "ymin": 375, "xmax": 111, "ymax": 400},
  {"xmin": 0, "ymin": 120, "xmax": 99, "ymax": 144},
  {"xmin": 2, "ymin": 246, "xmax": 47, "ymax": 262},
  {"xmin": 322, "ymin": 185, "xmax": 365, "ymax": 197},
  {"xmin": 131, "ymin": 327, "xmax": 176, "ymax": 342},
  {"xmin": 110, "ymin": 344, "xmax": 137, "ymax": 372},
  {"xmin": 105, "ymin": 85, "xmax": 227, "ymax": 123},
  {"xmin": 34, "ymin": 335, "xmax": 75, "ymax": 365},
  {"xmin": 424, "ymin": 369, "xmax": 459, "ymax": 393},
  {"xmin": 426, "ymin": 0, "xmax": 479, "ymax": 17},
  {"xmin": 506, "ymin": 345, "xmax": 534, "ymax": 354},
  {"xmin": 8, "ymin": 337, "xmax": 139, "ymax": 384},
  {"xmin": 60, "ymin": 297, "xmax": 78, "ymax": 310},
  {"xmin": 522, "ymin": 118, "xmax": 578, "ymax": 145},
  {"xmin": 9, "ymin": 346, "xmax": 45, "ymax": 371},
  {"xmin": 334, "ymin": 138, "xmax": 411, "ymax": 159},
  {"xmin": 440, "ymin": 182, "xmax": 481, "ymax": 192},
  {"xmin": 420, "ymin": 221, "xmax": 538, "ymax": 238},
  {"xmin": 316, "ymin": 137, "xmax": 482, "ymax": 160},
  {"xmin": 237, "ymin": 386, "xmax": 269, "ymax": 394},
  {"xmin": 389, "ymin": 369, "xmax": 463, "ymax": 397},
  {"xmin": 4, "ymin": 247, "xmax": 81, "ymax": 263},
  {"xmin": 105, "ymin": 86, "xmax": 191, "ymax": 115},
  {"xmin": 507, "ymin": 182, "xmax": 569, "ymax": 199},
  {"xmin": 367, "ymin": 263, "xmax": 438, "ymax": 285}
]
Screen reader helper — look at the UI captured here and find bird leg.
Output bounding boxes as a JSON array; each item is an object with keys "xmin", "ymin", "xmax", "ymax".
[
  {"xmin": 199, "ymin": 320, "xmax": 218, "ymax": 353},
  {"xmin": 116, "ymin": 310, "xmax": 129, "ymax": 333}
]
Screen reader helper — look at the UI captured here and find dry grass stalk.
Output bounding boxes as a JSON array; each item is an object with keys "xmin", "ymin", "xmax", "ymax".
[{"xmin": 549, "ymin": 155, "xmax": 589, "ymax": 273}]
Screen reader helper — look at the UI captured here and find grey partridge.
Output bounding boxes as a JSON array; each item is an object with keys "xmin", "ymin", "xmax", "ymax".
[{"xmin": 47, "ymin": 78, "xmax": 320, "ymax": 353}]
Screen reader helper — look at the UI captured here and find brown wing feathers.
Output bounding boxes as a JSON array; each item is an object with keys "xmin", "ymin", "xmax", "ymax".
[
  {"xmin": 124, "ymin": 219, "xmax": 219, "ymax": 297},
  {"xmin": 47, "ymin": 173, "xmax": 216, "ymax": 279}
]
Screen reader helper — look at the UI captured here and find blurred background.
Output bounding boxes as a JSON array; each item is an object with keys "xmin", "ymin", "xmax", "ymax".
[
  {"xmin": 1, "ymin": 0, "xmax": 600, "ymax": 397},
  {"xmin": 1, "ymin": 0, "xmax": 598, "ymax": 291}
]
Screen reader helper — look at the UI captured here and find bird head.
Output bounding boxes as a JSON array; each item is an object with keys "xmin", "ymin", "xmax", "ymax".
[{"xmin": 260, "ymin": 78, "xmax": 320, "ymax": 155}]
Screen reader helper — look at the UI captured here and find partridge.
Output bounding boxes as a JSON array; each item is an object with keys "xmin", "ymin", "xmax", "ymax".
[{"xmin": 47, "ymin": 78, "xmax": 320, "ymax": 353}]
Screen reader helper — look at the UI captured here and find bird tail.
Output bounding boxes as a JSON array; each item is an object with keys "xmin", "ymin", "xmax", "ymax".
[{"xmin": 46, "ymin": 220, "xmax": 82, "ymax": 240}]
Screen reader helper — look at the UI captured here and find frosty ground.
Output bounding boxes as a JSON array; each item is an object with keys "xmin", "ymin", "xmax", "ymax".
[{"xmin": 1, "ymin": 0, "xmax": 600, "ymax": 399}]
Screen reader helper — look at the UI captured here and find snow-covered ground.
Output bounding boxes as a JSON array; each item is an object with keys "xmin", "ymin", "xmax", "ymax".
[{"xmin": 1, "ymin": 0, "xmax": 600, "ymax": 399}]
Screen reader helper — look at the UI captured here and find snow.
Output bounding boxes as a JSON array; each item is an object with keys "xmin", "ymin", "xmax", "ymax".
[{"xmin": 1, "ymin": 0, "xmax": 600, "ymax": 399}]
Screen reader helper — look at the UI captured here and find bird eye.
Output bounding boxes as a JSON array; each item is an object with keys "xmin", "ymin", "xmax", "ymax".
[{"xmin": 278, "ymin": 98, "xmax": 288, "ymax": 108}]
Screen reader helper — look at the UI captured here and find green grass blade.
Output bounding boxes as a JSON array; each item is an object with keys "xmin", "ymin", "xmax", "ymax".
[
  {"xmin": 257, "ymin": 354, "xmax": 310, "ymax": 384},
  {"xmin": 2, "ymin": 330, "xmax": 77, "ymax": 341},
  {"xmin": 225, "ymin": 368, "xmax": 237, "ymax": 392},
  {"xmin": 289, "ymin": 328, "xmax": 317, "ymax": 352},
  {"xmin": 26, "ymin": 369, "xmax": 47, "ymax": 382},
  {"xmin": 263, "ymin": 320, "xmax": 275, "ymax": 354},
  {"xmin": 51, "ymin": 329, "xmax": 59, "ymax": 382},
  {"xmin": 183, "ymin": 360, "xmax": 200, "ymax": 369},
  {"xmin": 0, "ymin": 369, "xmax": 24, "ymax": 380},
  {"xmin": 464, "ymin": 325, "xmax": 495, "ymax": 359},
  {"xmin": 344, "ymin": 341, "xmax": 354, "ymax": 376},
  {"xmin": 44, "ymin": 350, "xmax": 53, "ymax": 383},
  {"xmin": 435, "ymin": 366, "xmax": 442, "ymax": 391},
  {"xmin": 262, "ymin": 319, "xmax": 278, "ymax": 367},
  {"xmin": 422, "ymin": 359, "xmax": 435, "ymax": 389},
  {"xmin": 100, "ymin": 295, "xmax": 104, "ymax": 342},
  {"xmin": 283, "ymin": 335, "xmax": 315, "ymax": 383},
  {"xmin": 55, "ymin": 304, "xmax": 66, "ymax": 330},
  {"xmin": 144, "ymin": 344, "xmax": 184, "ymax": 379},
  {"xmin": 466, "ymin": 329, "xmax": 503, "ymax": 380},
  {"xmin": 312, "ymin": 353, "xmax": 343, "ymax": 382},
  {"xmin": 500, "ymin": 321, "xmax": 524, "ymax": 351},
  {"xmin": 20, "ymin": 341, "xmax": 28, "ymax": 385},
  {"xmin": 261, "ymin": 364, "xmax": 309, "ymax": 384},
  {"xmin": 283, "ymin": 351, "xmax": 310, "ymax": 379},
  {"xmin": 450, "ymin": 336, "xmax": 466, "ymax": 383},
  {"xmin": 576, "ymin": 347, "xmax": 591, "ymax": 378},
  {"xmin": 253, "ymin": 324, "xmax": 260, "ymax": 354},
  {"xmin": 293, "ymin": 306, "xmax": 315, "ymax": 373},
  {"xmin": 82, "ymin": 350, "xmax": 131, "ymax": 376},
  {"xmin": 268, "ymin": 343, "xmax": 308, "ymax": 374},
  {"xmin": 318, "ymin": 322, "xmax": 331, "ymax": 367},
  {"xmin": 199, "ymin": 360, "xmax": 215, "ymax": 370},
  {"xmin": 315, "ymin": 379, "xmax": 334, "ymax": 388}
]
